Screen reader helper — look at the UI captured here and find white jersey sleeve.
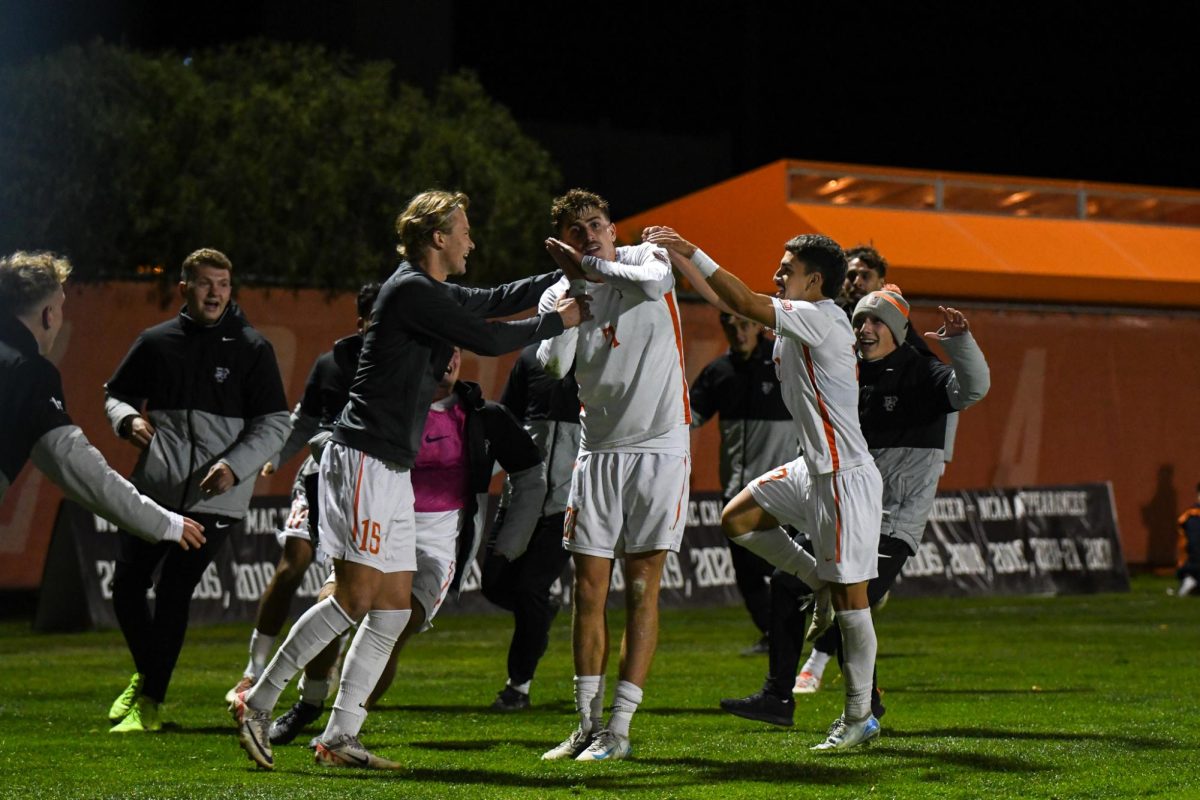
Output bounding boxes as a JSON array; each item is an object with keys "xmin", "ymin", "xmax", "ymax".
[
  {"xmin": 771, "ymin": 296, "xmax": 835, "ymax": 346},
  {"xmin": 581, "ymin": 243, "xmax": 672, "ymax": 301}
]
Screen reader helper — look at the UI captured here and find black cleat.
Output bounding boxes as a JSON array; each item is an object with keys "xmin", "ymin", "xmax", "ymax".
[
  {"xmin": 269, "ymin": 700, "xmax": 324, "ymax": 745},
  {"xmin": 719, "ymin": 690, "xmax": 795, "ymax": 727},
  {"xmin": 490, "ymin": 685, "xmax": 531, "ymax": 712},
  {"xmin": 740, "ymin": 635, "xmax": 770, "ymax": 656}
]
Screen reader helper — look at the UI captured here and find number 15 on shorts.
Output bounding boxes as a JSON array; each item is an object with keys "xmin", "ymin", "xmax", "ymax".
[{"xmin": 356, "ymin": 519, "xmax": 382, "ymax": 554}]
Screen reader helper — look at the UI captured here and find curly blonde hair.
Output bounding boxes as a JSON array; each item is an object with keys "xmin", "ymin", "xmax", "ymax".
[{"xmin": 0, "ymin": 251, "xmax": 72, "ymax": 316}]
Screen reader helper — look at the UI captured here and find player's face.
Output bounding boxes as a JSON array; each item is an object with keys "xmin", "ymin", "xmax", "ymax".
[
  {"xmin": 180, "ymin": 265, "xmax": 232, "ymax": 325},
  {"xmin": 774, "ymin": 252, "xmax": 821, "ymax": 301},
  {"xmin": 721, "ymin": 317, "xmax": 760, "ymax": 358},
  {"xmin": 855, "ymin": 314, "xmax": 897, "ymax": 361},
  {"xmin": 846, "ymin": 258, "xmax": 883, "ymax": 304},
  {"xmin": 440, "ymin": 207, "xmax": 475, "ymax": 277},
  {"xmin": 560, "ymin": 208, "xmax": 617, "ymax": 262}
]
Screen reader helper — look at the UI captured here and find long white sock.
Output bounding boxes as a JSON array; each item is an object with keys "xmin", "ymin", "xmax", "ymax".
[
  {"xmin": 245, "ymin": 597, "xmax": 355, "ymax": 713},
  {"xmin": 801, "ymin": 648, "xmax": 832, "ymax": 680},
  {"xmin": 608, "ymin": 680, "xmax": 643, "ymax": 737},
  {"xmin": 574, "ymin": 675, "xmax": 602, "ymax": 733},
  {"xmin": 731, "ymin": 528, "xmax": 823, "ymax": 586},
  {"xmin": 244, "ymin": 629, "xmax": 276, "ymax": 679},
  {"xmin": 300, "ymin": 676, "xmax": 329, "ymax": 706},
  {"xmin": 836, "ymin": 608, "xmax": 877, "ymax": 721},
  {"xmin": 322, "ymin": 609, "xmax": 411, "ymax": 742}
]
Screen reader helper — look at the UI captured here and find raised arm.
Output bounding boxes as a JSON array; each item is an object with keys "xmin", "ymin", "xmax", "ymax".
[
  {"xmin": 444, "ymin": 270, "xmax": 564, "ymax": 317},
  {"xmin": 925, "ymin": 307, "xmax": 991, "ymax": 410}
]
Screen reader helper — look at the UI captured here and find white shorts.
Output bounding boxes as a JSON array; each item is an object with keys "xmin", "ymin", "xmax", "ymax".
[
  {"xmin": 749, "ymin": 457, "xmax": 883, "ymax": 584},
  {"xmin": 317, "ymin": 443, "xmax": 416, "ymax": 573},
  {"xmin": 564, "ymin": 450, "xmax": 691, "ymax": 558}
]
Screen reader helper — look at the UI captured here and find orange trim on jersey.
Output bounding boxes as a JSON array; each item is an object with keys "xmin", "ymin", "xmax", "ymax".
[
  {"xmin": 671, "ymin": 455, "xmax": 690, "ymax": 530},
  {"xmin": 801, "ymin": 344, "xmax": 841, "ymax": 471},
  {"xmin": 351, "ymin": 451, "xmax": 367, "ymax": 542},
  {"xmin": 833, "ymin": 474, "xmax": 844, "ymax": 564},
  {"xmin": 873, "ymin": 292, "xmax": 911, "ymax": 318},
  {"xmin": 663, "ymin": 292, "xmax": 692, "ymax": 424}
]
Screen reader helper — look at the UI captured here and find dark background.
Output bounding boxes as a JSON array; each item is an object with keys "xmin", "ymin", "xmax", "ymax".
[{"xmin": 2, "ymin": 1, "xmax": 1194, "ymax": 216}]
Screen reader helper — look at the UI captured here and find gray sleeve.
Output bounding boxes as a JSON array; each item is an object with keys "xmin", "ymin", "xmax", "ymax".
[
  {"xmin": 942, "ymin": 412, "xmax": 960, "ymax": 463},
  {"xmin": 272, "ymin": 410, "xmax": 320, "ymax": 468},
  {"xmin": 30, "ymin": 426, "xmax": 182, "ymax": 542},
  {"xmin": 938, "ymin": 333, "xmax": 990, "ymax": 410},
  {"xmin": 104, "ymin": 393, "xmax": 142, "ymax": 436},
  {"xmin": 220, "ymin": 411, "xmax": 292, "ymax": 483},
  {"xmin": 491, "ymin": 464, "xmax": 546, "ymax": 560}
]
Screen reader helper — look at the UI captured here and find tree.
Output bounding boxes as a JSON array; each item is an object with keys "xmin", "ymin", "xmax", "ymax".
[{"xmin": 0, "ymin": 42, "xmax": 560, "ymax": 289}]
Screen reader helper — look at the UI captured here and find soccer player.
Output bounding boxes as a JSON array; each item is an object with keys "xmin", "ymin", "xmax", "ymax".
[
  {"xmin": 232, "ymin": 190, "xmax": 589, "ymax": 771},
  {"xmin": 226, "ymin": 283, "xmax": 380, "ymax": 706},
  {"xmin": 105, "ymin": 248, "xmax": 290, "ymax": 733},
  {"xmin": 0, "ymin": 250, "xmax": 205, "ymax": 551},
  {"xmin": 537, "ymin": 189, "xmax": 691, "ymax": 762},
  {"xmin": 645, "ymin": 225, "xmax": 883, "ymax": 751},
  {"xmin": 1176, "ymin": 483, "xmax": 1200, "ymax": 597}
]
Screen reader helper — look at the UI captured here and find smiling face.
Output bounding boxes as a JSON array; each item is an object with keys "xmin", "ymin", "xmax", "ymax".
[
  {"xmin": 773, "ymin": 251, "xmax": 823, "ymax": 302},
  {"xmin": 846, "ymin": 257, "xmax": 884, "ymax": 304},
  {"xmin": 437, "ymin": 207, "xmax": 475, "ymax": 278},
  {"xmin": 180, "ymin": 264, "xmax": 232, "ymax": 325},
  {"xmin": 559, "ymin": 207, "xmax": 617, "ymax": 263},
  {"xmin": 855, "ymin": 314, "xmax": 898, "ymax": 361}
]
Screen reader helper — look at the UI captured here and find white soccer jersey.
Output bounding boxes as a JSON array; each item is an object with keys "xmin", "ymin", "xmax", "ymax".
[
  {"xmin": 771, "ymin": 296, "xmax": 871, "ymax": 475},
  {"xmin": 537, "ymin": 243, "xmax": 691, "ymax": 451}
]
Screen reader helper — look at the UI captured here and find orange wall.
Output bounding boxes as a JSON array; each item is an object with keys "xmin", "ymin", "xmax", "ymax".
[{"xmin": 2, "ymin": 282, "xmax": 1194, "ymax": 588}]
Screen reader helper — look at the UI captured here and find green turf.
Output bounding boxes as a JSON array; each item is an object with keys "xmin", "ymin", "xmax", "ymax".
[{"xmin": 0, "ymin": 574, "xmax": 1195, "ymax": 799}]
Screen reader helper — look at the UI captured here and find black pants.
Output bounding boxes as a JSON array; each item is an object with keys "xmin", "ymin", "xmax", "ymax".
[
  {"xmin": 764, "ymin": 535, "xmax": 911, "ymax": 700},
  {"xmin": 481, "ymin": 511, "xmax": 571, "ymax": 686},
  {"xmin": 111, "ymin": 511, "xmax": 237, "ymax": 703}
]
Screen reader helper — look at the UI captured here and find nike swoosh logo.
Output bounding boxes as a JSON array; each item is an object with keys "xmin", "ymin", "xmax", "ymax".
[
  {"xmin": 222, "ymin": 336, "xmax": 236, "ymax": 342},
  {"xmin": 215, "ymin": 521, "xmax": 231, "ymax": 529},
  {"xmin": 425, "ymin": 435, "xmax": 449, "ymax": 443},
  {"xmin": 339, "ymin": 749, "xmax": 369, "ymax": 766}
]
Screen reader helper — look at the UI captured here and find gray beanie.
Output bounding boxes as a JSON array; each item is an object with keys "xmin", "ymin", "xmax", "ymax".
[{"xmin": 852, "ymin": 289, "xmax": 910, "ymax": 345}]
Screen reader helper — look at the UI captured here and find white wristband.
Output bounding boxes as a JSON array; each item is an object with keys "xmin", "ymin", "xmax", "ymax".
[
  {"xmin": 691, "ymin": 249, "xmax": 720, "ymax": 279},
  {"xmin": 163, "ymin": 511, "xmax": 185, "ymax": 543}
]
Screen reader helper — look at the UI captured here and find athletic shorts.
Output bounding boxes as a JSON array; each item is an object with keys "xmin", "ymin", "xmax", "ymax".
[
  {"xmin": 749, "ymin": 457, "xmax": 882, "ymax": 584},
  {"xmin": 564, "ymin": 450, "xmax": 691, "ymax": 558},
  {"xmin": 317, "ymin": 442, "xmax": 416, "ymax": 573}
]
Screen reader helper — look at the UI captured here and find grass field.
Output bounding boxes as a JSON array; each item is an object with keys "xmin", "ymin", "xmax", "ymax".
[{"xmin": 0, "ymin": 574, "xmax": 1196, "ymax": 800}]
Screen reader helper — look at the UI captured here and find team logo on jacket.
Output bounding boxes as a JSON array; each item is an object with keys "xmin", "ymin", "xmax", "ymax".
[
  {"xmin": 883, "ymin": 395, "xmax": 898, "ymax": 411},
  {"xmin": 214, "ymin": 366, "xmax": 230, "ymax": 383},
  {"xmin": 49, "ymin": 396, "xmax": 64, "ymax": 411}
]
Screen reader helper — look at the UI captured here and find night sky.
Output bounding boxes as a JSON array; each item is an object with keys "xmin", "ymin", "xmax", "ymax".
[{"xmin": 2, "ymin": 1, "xmax": 1195, "ymax": 215}]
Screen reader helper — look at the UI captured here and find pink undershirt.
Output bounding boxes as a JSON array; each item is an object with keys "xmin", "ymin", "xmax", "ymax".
[{"xmin": 411, "ymin": 396, "xmax": 469, "ymax": 512}]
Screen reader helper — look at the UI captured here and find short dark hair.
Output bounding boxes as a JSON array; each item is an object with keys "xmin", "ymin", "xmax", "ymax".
[
  {"xmin": 551, "ymin": 189, "xmax": 610, "ymax": 234},
  {"xmin": 784, "ymin": 234, "xmax": 846, "ymax": 299},
  {"xmin": 357, "ymin": 282, "xmax": 381, "ymax": 319},
  {"xmin": 181, "ymin": 248, "xmax": 233, "ymax": 282},
  {"xmin": 845, "ymin": 245, "xmax": 888, "ymax": 279}
]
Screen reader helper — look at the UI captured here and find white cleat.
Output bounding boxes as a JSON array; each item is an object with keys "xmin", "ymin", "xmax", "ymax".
[
  {"xmin": 314, "ymin": 733, "xmax": 401, "ymax": 770},
  {"xmin": 575, "ymin": 728, "xmax": 632, "ymax": 762},
  {"xmin": 230, "ymin": 690, "xmax": 273, "ymax": 770},
  {"xmin": 805, "ymin": 585, "xmax": 834, "ymax": 642},
  {"xmin": 811, "ymin": 714, "xmax": 880, "ymax": 751},
  {"xmin": 793, "ymin": 670, "xmax": 822, "ymax": 694},
  {"xmin": 542, "ymin": 726, "xmax": 594, "ymax": 760}
]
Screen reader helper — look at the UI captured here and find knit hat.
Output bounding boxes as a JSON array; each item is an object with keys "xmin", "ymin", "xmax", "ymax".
[{"xmin": 852, "ymin": 286, "xmax": 910, "ymax": 346}]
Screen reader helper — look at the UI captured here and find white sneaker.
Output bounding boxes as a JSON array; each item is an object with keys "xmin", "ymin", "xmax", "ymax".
[
  {"xmin": 806, "ymin": 585, "xmax": 834, "ymax": 642},
  {"xmin": 793, "ymin": 670, "xmax": 822, "ymax": 694},
  {"xmin": 575, "ymin": 728, "xmax": 632, "ymax": 761},
  {"xmin": 314, "ymin": 733, "xmax": 401, "ymax": 770},
  {"xmin": 811, "ymin": 715, "xmax": 880, "ymax": 751},
  {"xmin": 542, "ymin": 726, "xmax": 594, "ymax": 760},
  {"xmin": 230, "ymin": 690, "xmax": 273, "ymax": 770},
  {"xmin": 1180, "ymin": 575, "xmax": 1198, "ymax": 597}
]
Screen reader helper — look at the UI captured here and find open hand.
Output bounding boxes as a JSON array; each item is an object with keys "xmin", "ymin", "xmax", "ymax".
[
  {"xmin": 924, "ymin": 306, "xmax": 970, "ymax": 339},
  {"xmin": 177, "ymin": 517, "xmax": 207, "ymax": 550},
  {"xmin": 642, "ymin": 226, "xmax": 696, "ymax": 258},
  {"xmin": 545, "ymin": 238, "xmax": 586, "ymax": 280}
]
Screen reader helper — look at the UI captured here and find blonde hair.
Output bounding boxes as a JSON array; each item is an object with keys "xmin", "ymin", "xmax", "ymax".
[
  {"xmin": 0, "ymin": 251, "xmax": 72, "ymax": 316},
  {"xmin": 395, "ymin": 190, "xmax": 469, "ymax": 263},
  {"xmin": 180, "ymin": 248, "xmax": 233, "ymax": 282}
]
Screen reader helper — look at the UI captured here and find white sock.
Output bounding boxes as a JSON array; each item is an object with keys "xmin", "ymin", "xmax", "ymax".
[
  {"xmin": 1180, "ymin": 575, "xmax": 1198, "ymax": 596},
  {"xmin": 801, "ymin": 648, "xmax": 832, "ymax": 680},
  {"xmin": 574, "ymin": 675, "xmax": 603, "ymax": 733},
  {"xmin": 608, "ymin": 680, "xmax": 643, "ymax": 738},
  {"xmin": 731, "ymin": 528, "xmax": 823, "ymax": 586},
  {"xmin": 245, "ymin": 597, "xmax": 354, "ymax": 713},
  {"xmin": 507, "ymin": 678, "xmax": 531, "ymax": 695},
  {"xmin": 244, "ymin": 629, "xmax": 276, "ymax": 679},
  {"xmin": 836, "ymin": 608, "xmax": 877, "ymax": 721},
  {"xmin": 322, "ymin": 609, "xmax": 411, "ymax": 742},
  {"xmin": 300, "ymin": 675, "xmax": 329, "ymax": 706}
]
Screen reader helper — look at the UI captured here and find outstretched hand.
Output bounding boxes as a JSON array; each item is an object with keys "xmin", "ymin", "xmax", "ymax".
[
  {"xmin": 545, "ymin": 238, "xmax": 586, "ymax": 281},
  {"xmin": 641, "ymin": 226, "xmax": 697, "ymax": 258},
  {"xmin": 924, "ymin": 306, "xmax": 970, "ymax": 339}
]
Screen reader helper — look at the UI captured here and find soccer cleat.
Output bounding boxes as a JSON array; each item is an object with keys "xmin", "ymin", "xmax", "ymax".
[
  {"xmin": 805, "ymin": 585, "xmax": 834, "ymax": 642},
  {"xmin": 108, "ymin": 672, "xmax": 144, "ymax": 723},
  {"xmin": 793, "ymin": 670, "xmax": 822, "ymax": 694},
  {"xmin": 109, "ymin": 696, "xmax": 161, "ymax": 733},
  {"xmin": 230, "ymin": 689, "xmax": 273, "ymax": 770},
  {"xmin": 541, "ymin": 726, "xmax": 594, "ymax": 760},
  {"xmin": 490, "ymin": 686, "xmax": 531, "ymax": 712},
  {"xmin": 314, "ymin": 734, "xmax": 401, "ymax": 769},
  {"xmin": 224, "ymin": 675, "xmax": 255, "ymax": 706},
  {"xmin": 574, "ymin": 728, "xmax": 632, "ymax": 761},
  {"xmin": 740, "ymin": 635, "xmax": 770, "ymax": 656},
  {"xmin": 719, "ymin": 691, "xmax": 795, "ymax": 727},
  {"xmin": 811, "ymin": 714, "xmax": 880, "ymax": 751},
  {"xmin": 269, "ymin": 700, "xmax": 324, "ymax": 745}
]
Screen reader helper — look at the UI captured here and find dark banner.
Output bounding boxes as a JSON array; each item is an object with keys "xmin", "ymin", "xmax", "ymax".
[{"xmin": 893, "ymin": 482, "xmax": 1128, "ymax": 597}]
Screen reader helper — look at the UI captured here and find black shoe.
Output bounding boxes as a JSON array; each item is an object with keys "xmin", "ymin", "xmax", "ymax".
[
  {"xmin": 490, "ymin": 686, "xmax": 530, "ymax": 712},
  {"xmin": 269, "ymin": 700, "xmax": 324, "ymax": 745},
  {"xmin": 740, "ymin": 635, "xmax": 770, "ymax": 656},
  {"xmin": 719, "ymin": 691, "xmax": 794, "ymax": 727},
  {"xmin": 872, "ymin": 688, "xmax": 886, "ymax": 721}
]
